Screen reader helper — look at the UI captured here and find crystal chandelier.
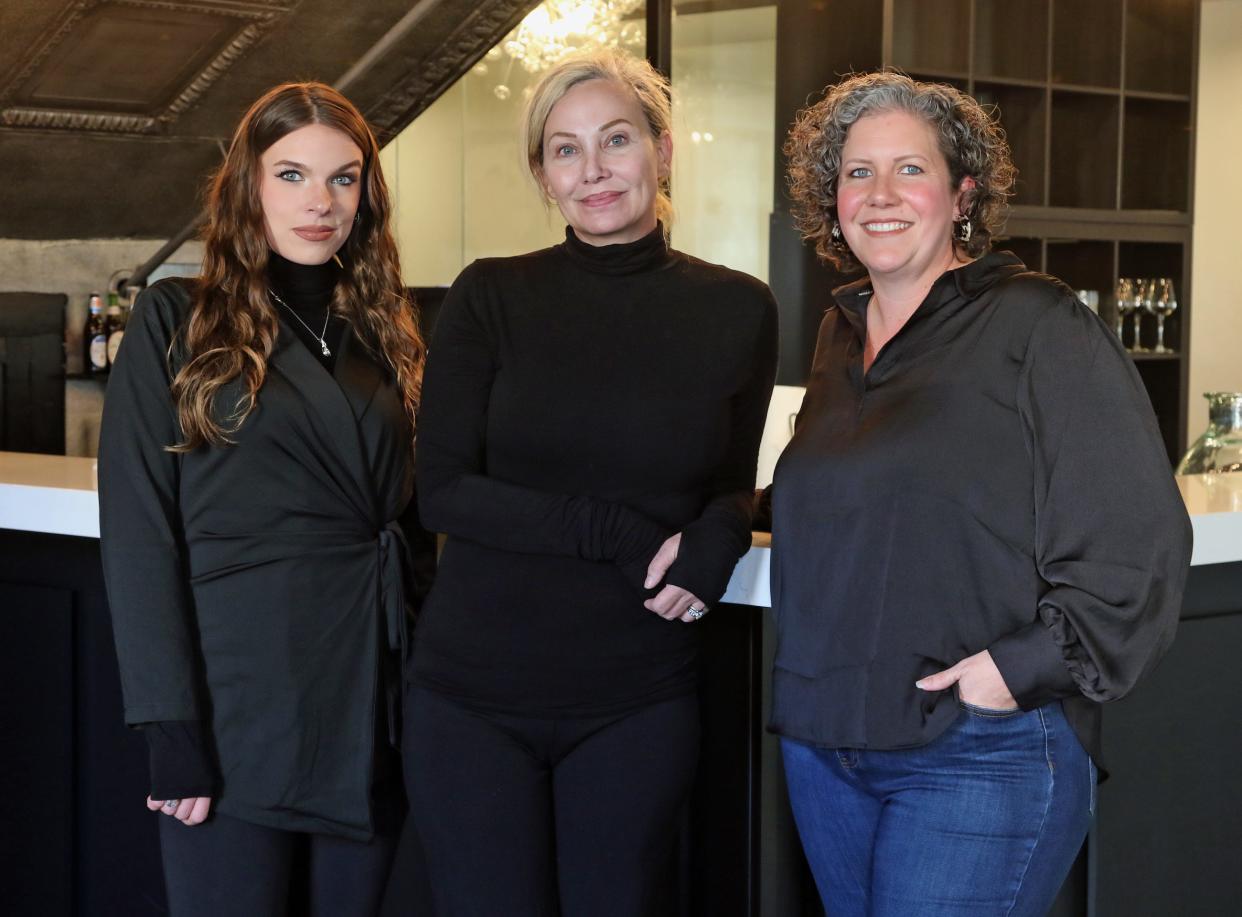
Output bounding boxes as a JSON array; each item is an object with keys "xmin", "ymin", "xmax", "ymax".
[
  {"xmin": 505, "ymin": 0, "xmax": 644, "ymax": 72},
  {"xmin": 475, "ymin": 0, "xmax": 645, "ymax": 100}
]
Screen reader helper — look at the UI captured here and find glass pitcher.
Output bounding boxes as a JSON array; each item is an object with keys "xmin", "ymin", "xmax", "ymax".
[{"xmin": 1176, "ymin": 392, "xmax": 1242, "ymax": 474}]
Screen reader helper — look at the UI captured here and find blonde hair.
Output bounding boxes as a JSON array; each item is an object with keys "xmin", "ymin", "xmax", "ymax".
[{"xmin": 522, "ymin": 49, "xmax": 674, "ymax": 227}]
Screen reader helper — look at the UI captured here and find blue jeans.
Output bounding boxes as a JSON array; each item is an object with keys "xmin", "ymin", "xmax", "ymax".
[{"xmin": 781, "ymin": 701, "xmax": 1095, "ymax": 917}]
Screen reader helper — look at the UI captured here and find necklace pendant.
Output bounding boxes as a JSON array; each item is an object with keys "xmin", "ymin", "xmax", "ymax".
[{"xmin": 320, "ymin": 341, "xmax": 331, "ymax": 357}]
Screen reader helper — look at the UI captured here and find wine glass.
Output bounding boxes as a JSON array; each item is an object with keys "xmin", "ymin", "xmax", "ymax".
[
  {"xmin": 1152, "ymin": 278, "xmax": 1178, "ymax": 354},
  {"xmin": 1112, "ymin": 278, "xmax": 1133, "ymax": 343},
  {"xmin": 1130, "ymin": 278, "xmax": 1151, "ymax": 353}
]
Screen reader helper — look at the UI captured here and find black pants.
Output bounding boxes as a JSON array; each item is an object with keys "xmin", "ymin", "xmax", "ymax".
[
  {"xmin": 158, "ymin": 811, "xmax": 399, "ymax": 917},
  {"xmin": 404, "ymin": 686, "xmax": 700, "ymax": 917}
]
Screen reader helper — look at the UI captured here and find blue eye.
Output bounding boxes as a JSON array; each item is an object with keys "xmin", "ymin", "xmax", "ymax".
[
  {"xmin": 556, "ymin": 144, "xmax": 577, "ymax": 157},
  {"xmin": 277, "ymin": 169, "xmax": 303, "ymax": 182},
  {"xmin": 331, "ymin": 174, "xmax": 357, "ymax": 186},
  {"xmin": 898, "ymin": 164, "xmax": 924, "ymax": 175},
  {"xmin": 607, "ymin": 133, "xmax": 627, "ymax": 147},
  {"xmin": 846, "ymin": 167, "xmax": 871, "ymax": 179}
]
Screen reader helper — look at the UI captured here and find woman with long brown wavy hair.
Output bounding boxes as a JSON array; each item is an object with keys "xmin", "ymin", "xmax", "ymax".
[{"xmin": 98, "ymin": 81, "xmax": 428, "ymax": 916}]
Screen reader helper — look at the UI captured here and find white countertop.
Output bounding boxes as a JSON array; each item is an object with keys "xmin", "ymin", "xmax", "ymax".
[
  {"xmin": 0, "ymin": 451, "xmax": 100, "ymax": 538},
  {"xmin": 3, "ymin": 453, "xmax": 1240, "ymax": 602}
]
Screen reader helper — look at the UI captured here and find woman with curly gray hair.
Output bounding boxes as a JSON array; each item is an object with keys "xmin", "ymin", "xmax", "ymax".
[{"xmin": 767, "ymin": 71, "xmax": 1190, "ymax": 916}]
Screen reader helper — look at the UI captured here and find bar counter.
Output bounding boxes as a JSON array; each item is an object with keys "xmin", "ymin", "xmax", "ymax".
[
  {"xmin": 2, "ymin": 451, "xmax": 1240, "ymax": 568},
  {"xmin": 3, "ymin": 452, "xmax": 1242, "ymax": 916}
]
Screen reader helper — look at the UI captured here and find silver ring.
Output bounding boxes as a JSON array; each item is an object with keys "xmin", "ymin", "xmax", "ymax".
[
  {"xmin": 163, "ymin": 799, "xmax": 180, "ymax": 810},
  {"xmin": 686, "ymin": 606, "xmax": 706, "ymax": 620}
]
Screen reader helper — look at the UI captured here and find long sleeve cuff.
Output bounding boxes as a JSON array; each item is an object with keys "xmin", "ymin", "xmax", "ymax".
[
  {"xmin": 142, "ymin": 720, "xmax": 219, "ymax": 800},
  {"xmin": 663, "ymin": 517, "xmax": 750, "ymax": 607},
  {"xmin": 988, "ymin": 620, "xmax": 1079, "ymax": 710}
]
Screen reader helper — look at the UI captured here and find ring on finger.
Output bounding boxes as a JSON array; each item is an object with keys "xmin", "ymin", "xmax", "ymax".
[
  {"xmin": 162, "ymin": 799, "xmax": 180, "ymax": 810},
  {"xmin": 686, "ymin": 606, "xmax": 707, "ymax": 620}
]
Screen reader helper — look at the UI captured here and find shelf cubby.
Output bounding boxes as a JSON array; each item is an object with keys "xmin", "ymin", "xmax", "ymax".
[
  {"xmin": 1121, "ymin": 97, "xmax": 1192, "ymax": 211},
  {"xmin": 1049, "ymin": 91, "xmax": 1120, "ymax": 209},
  {"xmin": 1118, "ymin": 241, "xmax": 1184, "ymax": 355},
  {"xmin": 1124, "ymin": 0, "xmax": 1195, "ymax": 97},
  {"xmin": 974, "ymin": 0, "xmax": 1048, "ymax": 82},
  {"xmin": 891, "ymin": 0, "xmax": 971, "ymax": 75},
  {"xmin": 1051, "ymin": 0, "xmax": 1122, "ymax": 89}
]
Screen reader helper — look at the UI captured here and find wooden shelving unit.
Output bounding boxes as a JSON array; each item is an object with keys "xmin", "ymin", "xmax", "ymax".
[{"xmin": 880, "ymin": 0, "xmax": 1197, "ymax": 461}]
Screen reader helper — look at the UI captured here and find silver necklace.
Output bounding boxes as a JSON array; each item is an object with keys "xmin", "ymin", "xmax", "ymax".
[{"xmin": 269, "ymin": 288, "xmax": 331, "ymax": 357}]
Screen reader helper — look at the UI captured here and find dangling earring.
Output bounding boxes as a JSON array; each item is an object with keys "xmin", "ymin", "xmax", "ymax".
[
  {"xmin": 830, "ymin": 220, "xmax": 847, "ymax": 248},
  {"xmin": 954, "ymin": 215, "xmax": 973, "ymax": 244}
]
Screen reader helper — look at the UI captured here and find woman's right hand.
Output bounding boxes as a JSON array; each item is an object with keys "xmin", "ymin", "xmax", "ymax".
[{"xmin": 147, "ymin": 795, "xmax": 212, "ymax": 826}]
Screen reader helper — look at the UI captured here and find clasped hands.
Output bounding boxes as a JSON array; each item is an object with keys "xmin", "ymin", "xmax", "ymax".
[{"xmin": 642, "ymin": 533, "xmax": 708, "ymax": 623}]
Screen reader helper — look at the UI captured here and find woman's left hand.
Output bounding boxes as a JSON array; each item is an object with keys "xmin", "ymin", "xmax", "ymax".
[
  {"xmin": 644, "ymin": 584, "xmax": 709, "ymax": 622},
  {"xmin": 915, "ymin": 649, "xmax": 1018, "ymax": 710},
  {"xmin": 642, "ymin": 532, "xmax": 709, "ymax": 622}
]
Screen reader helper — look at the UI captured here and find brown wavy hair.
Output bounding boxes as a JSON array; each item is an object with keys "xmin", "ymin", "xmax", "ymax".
[
  {"xmin": 170, "ymin": 81, "xmax": 424, "ymax": 451},
  {"xmin": 785, "ymin": 70, "xmax": 1016, "ymax": 273}
]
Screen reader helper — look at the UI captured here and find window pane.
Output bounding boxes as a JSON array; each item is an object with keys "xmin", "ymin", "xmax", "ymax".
[{"xmin": 670, "ymin": 1, "xmax": 776, "ymax": 282}]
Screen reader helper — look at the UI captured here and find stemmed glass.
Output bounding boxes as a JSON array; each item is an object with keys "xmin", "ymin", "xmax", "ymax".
[
  {"xmin": 1113, "ymin": 278, "xmax": 1133, "ymax": 344},
  {"xmin": 1152, "ymin": 278, "xmax": 1178, "ymax": 354},
  {"xmin": 1130, "ymin": 278, "xmax": 1150, "ymax": 353}
]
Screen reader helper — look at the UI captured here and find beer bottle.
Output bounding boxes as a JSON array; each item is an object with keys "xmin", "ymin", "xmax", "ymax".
[
  {"xmin": 105, "ymin": 292, "xmax": 126, "ymax": 367},
  {"xmin": 85, "ymin": 293, "xmax": 108, "ymax": 375}
]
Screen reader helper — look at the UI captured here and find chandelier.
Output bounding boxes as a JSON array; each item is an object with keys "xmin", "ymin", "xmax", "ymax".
[
  {"xmin": 506, "ymin": 0, "xmax": 644, "ymax": 71},
  {"xmin": 474, "ymin": 0, "xmax": 645, "ymax": 100}
]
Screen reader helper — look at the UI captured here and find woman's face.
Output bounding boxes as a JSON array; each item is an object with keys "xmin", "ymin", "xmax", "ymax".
[
  {"xmin": 836, "ymin": 109, "xmax": 972, "ymax": 286},
  {"xmin": 259, "ymin": 123, "xmax": 364, "ymax": 264},
  {"xmin": 539, "ymin": 78, "xmax": 672, "ymax": 247}
]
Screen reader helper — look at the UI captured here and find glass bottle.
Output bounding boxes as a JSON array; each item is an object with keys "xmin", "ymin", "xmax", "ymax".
[
  {"xmin": 1176, "ymin": 392, "xmax": 1242, "ymax": 474},
  {"xmin": 84, "ymin": 293, "xmax": 108, "ymax": 375}
]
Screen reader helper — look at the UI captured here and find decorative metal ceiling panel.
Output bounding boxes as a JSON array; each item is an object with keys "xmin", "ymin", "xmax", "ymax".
[{"xmin": 0, "ymin": 0, "xmax": 298, "ymax": 135}]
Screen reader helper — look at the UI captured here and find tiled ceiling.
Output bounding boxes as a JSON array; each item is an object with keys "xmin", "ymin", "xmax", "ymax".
[{"xmin": 0, "ymin": 0, "xmax": 540, "ymax": 239}]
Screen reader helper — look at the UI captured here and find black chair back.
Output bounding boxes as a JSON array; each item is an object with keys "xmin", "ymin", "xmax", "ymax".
[{"xmin": 0, "ymin": 292, "xmax": 67, "ymax": 454}]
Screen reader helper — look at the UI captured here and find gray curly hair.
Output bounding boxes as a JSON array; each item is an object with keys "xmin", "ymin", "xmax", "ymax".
[{"xmin": 784, "ymin": 70, "xmax": 1016, "ymax": 273}]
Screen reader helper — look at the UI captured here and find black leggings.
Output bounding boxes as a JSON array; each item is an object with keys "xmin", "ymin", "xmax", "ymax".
[
  {"xmin": 158, "ymin": 810, "xmax": 398, "ymax": 917},
  {"xmin": 403, "ymin": 686, "xmax": 700, "ymax": 917}
]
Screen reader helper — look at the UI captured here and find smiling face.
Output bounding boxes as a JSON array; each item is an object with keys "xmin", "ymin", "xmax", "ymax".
[
  {"xmin": 836, "ymin": 109, "xmax": 973, "ymax": 287},
  {"xmin": 538, "ymin": 78, "xmax": 672, "ymax": 247},
  {"xmin": 259, "ymin": 122, "xmax": 364, "ymax": 264}
]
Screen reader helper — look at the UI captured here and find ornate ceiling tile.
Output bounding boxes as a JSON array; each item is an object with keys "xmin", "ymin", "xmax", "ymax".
[{"xmin": 0, "ymin": 0, "xmax": 299, "ymax": 135}]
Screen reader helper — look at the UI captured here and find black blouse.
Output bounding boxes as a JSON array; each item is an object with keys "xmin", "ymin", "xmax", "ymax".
[
  {"xmin": 410, "ymin": 225, "xmax": 779, "ymax": 716},
  {"xmin": 768, "ymin": 252, "xmax": 1192, "ymax": 762}
]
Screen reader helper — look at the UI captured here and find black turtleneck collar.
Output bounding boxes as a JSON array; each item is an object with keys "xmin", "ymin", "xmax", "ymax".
[
  {"xmin": 559, "ymin": 222, "xmax": 673, "ymax": 276},
  {"xmin": 267, "ymin": 250, "xmax": 341, "ymax": 308}
]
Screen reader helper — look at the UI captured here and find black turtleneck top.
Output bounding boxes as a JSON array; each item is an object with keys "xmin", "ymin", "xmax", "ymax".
[
  {"xmin": 267, "ymin": 250, "xmax": 345, "ymax": 372},
  {"xmin": 410, "ymin": 225, "xmax": 778, "ymax": 715}
]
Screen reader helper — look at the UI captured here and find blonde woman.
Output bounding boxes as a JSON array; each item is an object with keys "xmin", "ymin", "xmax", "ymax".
[{"xmin": 404, "ymin": 50, "xmax": 778, "ymax": 917}]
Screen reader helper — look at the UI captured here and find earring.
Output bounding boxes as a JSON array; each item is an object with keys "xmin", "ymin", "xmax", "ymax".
[
  {"xmin": 954, "ymin": 215, "xmax": 972, "ymax": 244},
  {"xmin": 830, "ymin": 221, "xmax": 848, "ymax": 248},
  {"xmin": 353, "ymin": 213, "xmax": 362, "ymax": 225}
]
